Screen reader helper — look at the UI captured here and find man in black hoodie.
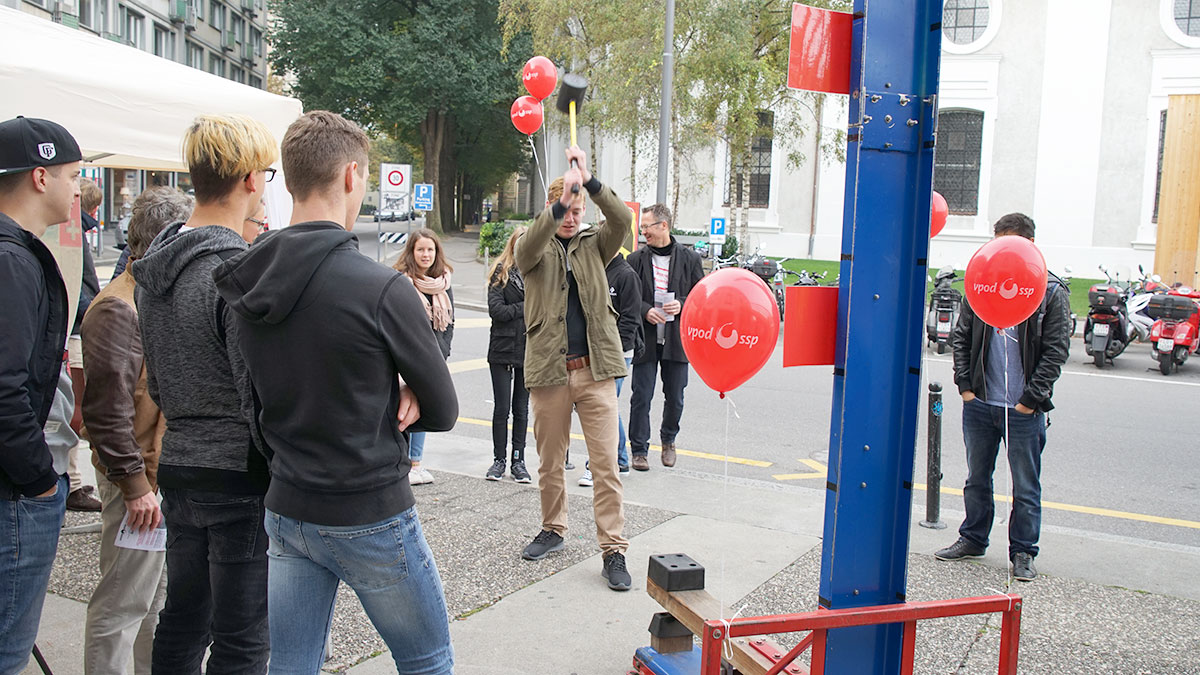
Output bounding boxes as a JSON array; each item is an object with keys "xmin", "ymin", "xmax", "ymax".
[
  {"xmin": 131, "ymin": 114, "xmax": 276, "ymax": 673},
  {"xmin": 214, "ymin": 111, "xmax": 458, "ymax": 673}
]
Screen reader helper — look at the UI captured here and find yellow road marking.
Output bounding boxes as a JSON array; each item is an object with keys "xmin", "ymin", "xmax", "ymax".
[
  {"xmin": 447, "ymin": 358, "xmax": 489, "ymax": 374},
  {"xmin": 454, "ymin": 416, "xmax": 772, "ymax": 467},
  {"xmin": 772, "ymin": 458, "xmax": 1200, "ymax": 530}
]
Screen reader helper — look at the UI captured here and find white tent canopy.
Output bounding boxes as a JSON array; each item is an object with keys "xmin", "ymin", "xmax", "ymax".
[{"xmin": 0, "ymin": 5, "xmax": 302, "ymax": 172}]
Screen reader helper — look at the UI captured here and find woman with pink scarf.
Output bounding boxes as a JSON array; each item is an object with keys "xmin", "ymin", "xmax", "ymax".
[{"xmin": 393, "ymin": 228, "xmax": 454, "ymax": 485}]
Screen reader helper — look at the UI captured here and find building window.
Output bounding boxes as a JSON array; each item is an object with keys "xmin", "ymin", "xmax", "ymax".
[
  {"xmin": 209, "ymin": 1, "xmax": 222, "ymax": 31},
  {"xmin": 119, "ymin": 5, "xmax": 144, "ymax": 49},
  {"xmin": 230, "ymin": 65, "xmax": 245, "ymax": 83},
  {"xmin": 186, "ymin": 41, "xmax": 204, "ymax": 69},
  {"xmin": 724, "ymin": 111, "xmax": 774, "ymax": 209},
  {"xmin": 943, "ymin": 0, "xmax": 990, "ymax": 45},
  {"xmin": 251, "ymin": 27, "xmax": 262, "ymax": 56},
  {"xmin": 26, "ymin": 0, "xmax": 48, "ymax": 7},
  {"xmin": 78, "ymin": 0, "xmax": 96, "ymax": 28},
  {"xmin": 1153, "ymin": 109, "xmax": 1168, "ymax": 223},
  {"xmin": 192, "ymin": 0, "xmax": 202, "ymax": 20},
  {"xmin": 209, "ymin": 53, "xmax": 225, "ymax": 77},
  {"xmin": 153, "ymin": 24, "xmax": 176, "ymax": 59},
  {"xmin": 249, "ymin": 74, "xmax": 262, "ymax": 89},
  {"xmin": 934, "ymin": 109, "xmax": 984, "ymax": 216},
  {"xmin": 1176, "ymin": 0, "xmax": 1200, "ymax": 37},
  {"xmin": 232, "ymin": 14, "xmax": 244, "ymax": 43}
]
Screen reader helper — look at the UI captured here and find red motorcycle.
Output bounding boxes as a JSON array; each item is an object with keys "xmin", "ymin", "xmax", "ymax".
[{"xmin": 1147, "ymin": 286, "xmax": 1200, "ymax": 375}]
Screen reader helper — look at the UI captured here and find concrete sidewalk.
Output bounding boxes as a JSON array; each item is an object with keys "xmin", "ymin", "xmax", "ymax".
[{"xmin": 26, "ymin": 431, "xmax": 1200, "ymax": 674}]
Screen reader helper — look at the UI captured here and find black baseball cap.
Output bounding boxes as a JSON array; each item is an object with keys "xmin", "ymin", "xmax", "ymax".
[{"xmin": 0, "ymin": 116, "xmax": 83, "ymax": 176}]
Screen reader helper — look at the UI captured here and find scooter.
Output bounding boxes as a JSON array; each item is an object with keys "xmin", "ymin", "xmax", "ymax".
[
  {"xmin": 925, "ymin": 265, "xmax": 962, "ymax": 354},
  {"xmin": 770, "ymin": 259, "xmax": 825, "ymax": 319},
  {"xmin": 1148, "ymin": 287, "xmax": 1200, "ymax": 375},
  {"xmin": 1083, "ymin": 282, "xmax": 1131, "ymax": 367}
]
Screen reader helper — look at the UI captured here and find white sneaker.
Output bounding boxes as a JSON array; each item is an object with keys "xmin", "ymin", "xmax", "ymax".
[
  {"xmin": 410, "ymin": 467, "xmax": 435, "ymax": 485},
  {"xmin": 578, "ymin": 469, "xmax": 594, "ymax": 487}
]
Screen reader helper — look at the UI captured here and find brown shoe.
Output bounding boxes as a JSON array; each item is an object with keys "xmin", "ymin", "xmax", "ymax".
[
  {"xmin": 632, "ymin": 455, "xmax": 650, "ymax": 472},
  {"xmin": 661, "ymin": 442, "xmax": 677, "ymax": 467},
  {"xmin": 67, "ymin": 485, "xmax": 101, "ymax": 512}
]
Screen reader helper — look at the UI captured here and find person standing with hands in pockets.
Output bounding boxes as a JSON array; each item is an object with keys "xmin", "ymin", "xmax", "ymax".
[{"xmin": 514, "ymin": 146, "xmax": 633, "ymax": 591}]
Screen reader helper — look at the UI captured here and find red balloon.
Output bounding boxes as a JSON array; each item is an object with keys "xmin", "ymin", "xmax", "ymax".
[
  {"xmin": 680, "ymin": 268, "xmax": 780, "ymax": 396},
  {"xmin": 510, "ymin": 96, "xmax": 543, "ymax": 136},
  {"xmin": 522, "ymin": 56, "xmax": 558, "ymax": 101},
  {"xmin": 963, "ymin": 236, "xmax": 1047, "ymax": 329},
  {"xmin": 930, "ymin": 190, "xmax": 948, "ymax": 238}
]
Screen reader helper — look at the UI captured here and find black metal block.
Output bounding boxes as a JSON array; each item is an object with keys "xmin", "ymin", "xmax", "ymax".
[{"xmin": 647, "ymin": 553, "xmax": 705, "ymax": 592}]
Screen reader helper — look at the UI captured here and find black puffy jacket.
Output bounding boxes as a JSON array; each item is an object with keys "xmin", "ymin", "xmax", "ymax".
[{"xmin": 487, "ymin": 266, "xmax": 525, "ymax": 366}]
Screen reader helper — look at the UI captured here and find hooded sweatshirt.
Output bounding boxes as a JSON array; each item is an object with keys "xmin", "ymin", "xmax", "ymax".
[
  {"xmin": 212, "ymin": 221, "xmax": 458, "ymax": 527},
  {"xmin": 131, "ymin": 223, "xmax": 268, "ymax": 494}
]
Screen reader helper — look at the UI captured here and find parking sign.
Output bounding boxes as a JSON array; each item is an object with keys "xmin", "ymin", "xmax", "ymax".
[
  {"xmin": 413, "ymin": 184, "xmax": 434, "ymax": 211},
  {"xmin": 710, "ymin": 217, "xmax": 727, "ymax": 244}
]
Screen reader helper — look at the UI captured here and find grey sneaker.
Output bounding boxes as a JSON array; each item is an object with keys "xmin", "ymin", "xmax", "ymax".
[
  {"xmin": 521, "ymin": 530, "xmax": 564, "ymax": 561},
  {"xmin": 510, "ymin": 461, "xmax": 531, "ymax": 484},
  {"xmin": 934, "ymin": 537, "xmax": 985, "ymax": 561},
  {"xmin": 618, "ymin": 463, "xmax": 630, "ymax": 475},
  {"xmin": 1011, "ymin": 552, "xmax": 1037, "ymax": 581},
  {"xmin": 602, "ymin": 551, "xmax": 632, "ymax": 591},
  {"xmin": 578, "ymin": 469, "xmax": 594, "ymax": 487},
  {"xmin": 485, "ymin": 459, "xmax": 505, "ymax": 481}
]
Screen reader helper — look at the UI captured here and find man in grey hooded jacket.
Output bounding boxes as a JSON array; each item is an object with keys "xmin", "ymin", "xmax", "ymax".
[{"xmin": 131, "ymin": 114, "xmax": 276, "ymax": 673}]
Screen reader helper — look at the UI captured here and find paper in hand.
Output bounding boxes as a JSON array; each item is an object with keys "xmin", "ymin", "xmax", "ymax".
[{"xmin": 115, "ymin": 512, "xmax": 167, "ymax": 552}]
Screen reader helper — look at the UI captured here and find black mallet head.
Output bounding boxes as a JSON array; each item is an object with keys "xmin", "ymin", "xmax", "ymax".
[{"xmin": 555, "ymin": 73, "xmax": 588, "ymax": 115}]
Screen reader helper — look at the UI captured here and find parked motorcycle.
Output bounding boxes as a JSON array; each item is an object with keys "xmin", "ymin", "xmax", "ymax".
[
  {"xmin": 1083, "ymin": 282, "xmax": 1132, "ymax": 368},
  {"xmin": 925, "ymin": 265, "xmax": 962, "ymax": 354},
  {"xmin": 769, "ymin": 258, "xmax": 825, "ymax": 318},
  {"xmin": 1148, "ymin": 286, "xmax": 1200, "ymax": 375}
]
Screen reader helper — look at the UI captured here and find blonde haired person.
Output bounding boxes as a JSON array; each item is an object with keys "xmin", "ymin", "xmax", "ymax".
[
  {"xmin": 485, "ymin": 226, "xmax": 532, "ymax": 482},
  {"xmin": 130, "ymin": 113, "xmax": 277, "ymax": 673},
  {"xmin": 513, "ymin": 145, "xmax": 634, "ymax": 591},
  {"xmin": 393, "ymin": 228, "xmax": 454, "ymax": 485}
]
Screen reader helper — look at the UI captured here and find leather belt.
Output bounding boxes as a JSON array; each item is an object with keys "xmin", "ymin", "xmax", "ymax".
[{"xmin": 565, "ymin": 355, "xmax": 590, "ymax": 371}]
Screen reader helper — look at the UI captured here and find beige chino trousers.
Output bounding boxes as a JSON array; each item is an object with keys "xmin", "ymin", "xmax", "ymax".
[
  {"xmin": 84, "ymin": 469, "xmax": 167, "ymax": 675},
  {"xmin": 530, "ymin": 365, "xmax": 628, "ymax": 554}
]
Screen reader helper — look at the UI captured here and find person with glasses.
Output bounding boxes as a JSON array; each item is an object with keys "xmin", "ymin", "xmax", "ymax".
[
  {"xmin": 242, "ymin": 199, "xmax": 268, "ymax": 243},
  {"xmin": 626, "ymin": 204, "xmax": 704, "ymax": 471},
  {"xmin": 130, "ymin": 113, "xmax": 276, "ymax": 673}
]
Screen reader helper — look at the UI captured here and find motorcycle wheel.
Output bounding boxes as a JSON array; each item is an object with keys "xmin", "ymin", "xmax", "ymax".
[
  {"xmin": 1094, "ymin": 350, "xmax": 1105, "ymax": 368},
  {"xmin": 1160, "ymin": 352, "xmax": 1173, "ymax": 375}
]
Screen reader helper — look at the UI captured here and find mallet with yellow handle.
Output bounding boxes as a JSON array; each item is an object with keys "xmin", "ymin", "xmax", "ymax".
[{"xmin": 554, "ymin": 73, "xmax": 588, "ymax": 195}]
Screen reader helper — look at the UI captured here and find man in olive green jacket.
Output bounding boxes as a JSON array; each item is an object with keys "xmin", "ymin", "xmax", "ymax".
[{"xmin": 514, "ymin": 146, "xmax": 633, "ymax": 591}]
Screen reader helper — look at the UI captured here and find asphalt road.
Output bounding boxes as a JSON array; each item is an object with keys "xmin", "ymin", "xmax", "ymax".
[{"xmin": 443, "ymin": 307, "xmax": 1200, "ymax": 551}]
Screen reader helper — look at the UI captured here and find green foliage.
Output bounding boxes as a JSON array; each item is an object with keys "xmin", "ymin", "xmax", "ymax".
[
  {"xmin": 269, "ymin": 0, "xmax": 532, "ymax": 232},
  {"xmin": 479, "ymin": 220, "xmax": 516, "ymax": 258},
  {"xmin": 721, "ymin": 233, "xmax": 739, "ymax": 257}
]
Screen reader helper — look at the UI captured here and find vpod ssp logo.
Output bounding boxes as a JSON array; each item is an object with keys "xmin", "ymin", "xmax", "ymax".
[
  {"xmin": 972, "ymin": 277, "xmax": 1035, "ymax": 300},
  {"xmin": 685, "ymin": 322, "xmax": 760, "ymax": 350}
]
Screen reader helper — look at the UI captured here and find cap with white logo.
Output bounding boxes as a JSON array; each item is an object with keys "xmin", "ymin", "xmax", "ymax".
[{"xmin": 0, "ymin": 116, "xmax": 83, "ymax": 175}]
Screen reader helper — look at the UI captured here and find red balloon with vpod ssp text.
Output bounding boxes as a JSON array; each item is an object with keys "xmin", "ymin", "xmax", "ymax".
[
  {"xmin": 963, "ymin": 235, "xmax": 1047, "ymax": 329},
  {"xmin": 510, "ymin": 96, "xmax": 543, "ymax": 136},
  {"xmin": 680, "ymin": 268, "xmax": 779, "ymax": 397}
]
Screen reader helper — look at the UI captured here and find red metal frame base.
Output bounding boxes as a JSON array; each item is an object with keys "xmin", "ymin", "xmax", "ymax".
[{"xmin": 699, "ymin": 594, "xmax": 1023, "ymax": 675}]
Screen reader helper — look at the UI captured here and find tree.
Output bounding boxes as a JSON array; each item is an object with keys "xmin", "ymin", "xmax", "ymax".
[{"xmin": 269, "ymin": 0, "xmax": 531, "ymax": 232}]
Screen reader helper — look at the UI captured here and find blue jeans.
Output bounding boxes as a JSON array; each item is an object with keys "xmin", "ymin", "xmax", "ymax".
[
  {"xmin": 0, "ymin": 474, "xmax": 67, "ymax": 674},
  {"xmin": 959, "ymin": 399, "xmax": 1046, "ymax": 559},
  {"xmin": 630, "ymin": 345, "xmax": 689, "ymax": 456},
  {"xmin": 154, "ymin": 489, "xmax": 269, "ymax": 674},
  {"xmin": 409, "ymin": 432, "xmax": 425, "ymax": 462},
  {"xmin": 264, "ymin": 508, "xmax": 453, "ymax": 675}
]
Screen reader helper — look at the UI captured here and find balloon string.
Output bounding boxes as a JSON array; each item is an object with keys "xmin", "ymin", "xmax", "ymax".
[
  {"xmin": 528, "ymin": 136, "xmax": 549, "ymax": 198},
  {"xmin": 1001, "ymin": 328, "xmax": 1015, "ymax": 589},
  {"xmin": 719, "ymin": 395, "xmax": 742, "ymax": 641},
  {"xmin": 541, "ymin": 119, "xmax": 551, "ymax": 200}
]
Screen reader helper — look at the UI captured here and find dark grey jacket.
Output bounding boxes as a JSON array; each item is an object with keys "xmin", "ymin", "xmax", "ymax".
[
  {"xmin": 627, "ymin": 238, "xmax": 704, "ymax": 364},
  {"xmin": 487, "ymin": 266, "xmax": 525, "ymax": 366},
  {"xmin": 951, "ymin": 273, "xmax": 1071, "ymax": 413},
  {"xmin": 213, "ymin": 222, "xmax": 458, "ymax": 527},
  {"xmin": 0, "ymin": 214, "xmax": 68, "ymax": 499},
  {"xmin": 131, "ymin": 223, "xmax": 268, "ymax": 494}
]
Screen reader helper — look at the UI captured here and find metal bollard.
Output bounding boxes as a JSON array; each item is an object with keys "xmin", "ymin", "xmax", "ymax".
[{"xmin": 919, "ymin": 381, "xmax": 947, "ymax": 529}]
